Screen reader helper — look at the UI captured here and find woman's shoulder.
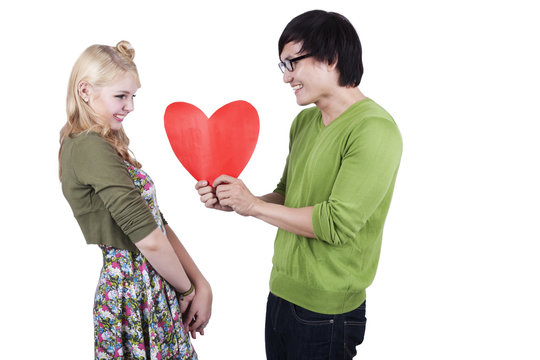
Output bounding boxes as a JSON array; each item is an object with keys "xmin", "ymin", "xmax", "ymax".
[
  {"xmin": 68, "ymin": 131, "xmax": 115, "ymax": 153},
  {"xmin": 68, "ymin": 130, "xmax": 105, "ymax": 145},
  {"xmin": 65, "ymin": 131, "xmax": 121, "ymax": 166}
]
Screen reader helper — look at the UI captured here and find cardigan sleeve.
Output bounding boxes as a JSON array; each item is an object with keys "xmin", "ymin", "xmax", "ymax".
[
  {"xmin": 71, "ymin": 134, "xmax": 158, "ymax": 243},
  {"xmin": 312, "ymin": 116, "xmax": 402, "ymax": 245}
]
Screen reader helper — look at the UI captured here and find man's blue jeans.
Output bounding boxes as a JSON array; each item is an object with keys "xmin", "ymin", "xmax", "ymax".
[{"xmin": 265, "ymin": 292, "xmax": 367, "ymax": 360}]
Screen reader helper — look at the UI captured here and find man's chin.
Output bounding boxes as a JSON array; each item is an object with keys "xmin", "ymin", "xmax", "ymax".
[{"xmin": 296, "ymin": 97, "xmax": 311, "ymax": 106}]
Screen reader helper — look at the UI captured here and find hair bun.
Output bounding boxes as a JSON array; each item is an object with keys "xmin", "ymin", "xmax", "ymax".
[{"xmin": 115, "ymin": 40, "xmax": 135, "ymax": 61}]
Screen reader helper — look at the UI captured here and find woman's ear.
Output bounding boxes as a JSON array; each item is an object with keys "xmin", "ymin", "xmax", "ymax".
[{"xmin": 78, "ymin": 81, "xmax": 92, "ymax": 103}]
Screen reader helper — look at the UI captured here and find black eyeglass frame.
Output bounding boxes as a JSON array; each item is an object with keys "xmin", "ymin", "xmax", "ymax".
[{"xmin": 278, "ymin": 54, "xmax": 313, "ymax": 73}]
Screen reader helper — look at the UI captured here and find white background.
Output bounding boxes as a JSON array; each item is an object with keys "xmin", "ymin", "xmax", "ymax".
[{"xmin": 1, "ymin": 0, "xmax": 539, "ymax": 358}]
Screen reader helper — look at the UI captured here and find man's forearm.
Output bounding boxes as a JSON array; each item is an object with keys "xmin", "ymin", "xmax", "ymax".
[
  {"xmin": 252, "ymin": 199, "xmax": 315, "ymax": 238},
  {"xmin": 258, "ymin": 192, "xmax": 286, "ymax": 205}
]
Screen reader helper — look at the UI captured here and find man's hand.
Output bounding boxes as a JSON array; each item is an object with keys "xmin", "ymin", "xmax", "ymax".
[
  {"xmin": 195, "ymin": 180, "xmax": 233, "ymax": 211},
  {"xmin": 214, "ymin": 175, "xmax": 262, "ymax": 216}
]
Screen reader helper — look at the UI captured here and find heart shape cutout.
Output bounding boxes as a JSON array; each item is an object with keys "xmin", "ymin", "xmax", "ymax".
[{"xmin": 164, "ymin": 100, "xmax": 259, "ymax": 185}]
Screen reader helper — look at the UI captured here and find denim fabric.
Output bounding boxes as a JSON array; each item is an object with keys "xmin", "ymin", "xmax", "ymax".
[{"xmin": 265, "ymin": 293, "xmax": 366, "ymax": 360}]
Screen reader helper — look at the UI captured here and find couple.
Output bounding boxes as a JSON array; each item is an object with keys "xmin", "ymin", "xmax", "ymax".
[{"xmin": 60, "ymin": 10, "xmax": 402, "ymax": 360}]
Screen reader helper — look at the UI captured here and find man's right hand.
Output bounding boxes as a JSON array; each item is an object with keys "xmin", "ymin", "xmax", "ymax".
[{"xmin": 195, "ymin": 180, "xmax": 233, "ymax": 211}]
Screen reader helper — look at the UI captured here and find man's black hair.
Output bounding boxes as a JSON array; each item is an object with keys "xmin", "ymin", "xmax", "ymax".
[{"xmin": 278, "ymin": 10, "xmax": 363, "ymax": 87}]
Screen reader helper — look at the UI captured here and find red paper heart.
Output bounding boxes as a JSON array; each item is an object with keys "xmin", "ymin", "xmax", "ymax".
[{"xmin": 164, "ymin": 100, "xmax": 259, "ymax": 185}]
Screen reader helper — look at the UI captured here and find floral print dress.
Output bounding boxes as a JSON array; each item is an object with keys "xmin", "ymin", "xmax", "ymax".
[{"xmin": 93, "ymin": 163, "xmax": 197, "ymax": 359}]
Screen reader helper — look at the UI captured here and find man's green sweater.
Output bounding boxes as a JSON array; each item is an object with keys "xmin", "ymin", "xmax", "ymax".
[{"xmin": 270, "ymin": 98, "xmax": 402, "ymax": 314}]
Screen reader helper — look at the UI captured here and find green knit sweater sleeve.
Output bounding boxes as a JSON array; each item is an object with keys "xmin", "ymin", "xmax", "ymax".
[
  {"xmin": 312, "ymin": 116, "xmax": 402, "ymax": 245},
  {"xmin": 274, "ymin": 119, "xmax": 295, "ymax": 196},
  {"xmin": 71, "ymin": 133, "xmax": 158, "ymax": 242}
]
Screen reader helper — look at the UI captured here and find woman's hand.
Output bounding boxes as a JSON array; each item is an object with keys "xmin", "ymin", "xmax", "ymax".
[
  {"xmin": 182, "ymin": 281, "xmax": 213, "ymax": 338},
  {"xmin": 178, "ymin": 287, "xmax": 196, "ymax": 315}
]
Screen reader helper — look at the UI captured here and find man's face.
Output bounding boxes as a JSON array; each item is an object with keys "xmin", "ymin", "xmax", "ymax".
[{"xmin": 279, "ymin": 41, "xmax": 339, "ymax": 107}]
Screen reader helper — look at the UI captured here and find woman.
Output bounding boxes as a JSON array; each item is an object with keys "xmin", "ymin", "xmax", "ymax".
[{"xmin": 59, "ymin": 40, "xmax": 211, "ymax": 359}]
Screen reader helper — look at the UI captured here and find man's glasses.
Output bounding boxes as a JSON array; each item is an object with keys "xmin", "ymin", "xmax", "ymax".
[{"xmin": 278, "ymin": 54, "xmax": 312, "ymax": 73}]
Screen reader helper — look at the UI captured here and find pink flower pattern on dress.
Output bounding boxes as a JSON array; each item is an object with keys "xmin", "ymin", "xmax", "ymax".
[{"xmin": 93, "ymin": 163, "xmax": 197, "ymax": 359}]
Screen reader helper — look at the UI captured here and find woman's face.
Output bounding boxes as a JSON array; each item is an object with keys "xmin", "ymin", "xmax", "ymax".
[{"xmin": 88, "ymin": 73, "xmax": 140, "ymax": 131}]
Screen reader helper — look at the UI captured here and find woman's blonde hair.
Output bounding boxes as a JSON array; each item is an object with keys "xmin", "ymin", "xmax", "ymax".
[{"xmin": 59, "ymin": 40, "xmax": 142, "ymax": 178}]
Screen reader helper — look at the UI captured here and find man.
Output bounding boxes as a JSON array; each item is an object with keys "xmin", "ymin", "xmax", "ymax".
[{"xmin": 196, "ymin": 10, "xmax": 402, "ymax": 359}]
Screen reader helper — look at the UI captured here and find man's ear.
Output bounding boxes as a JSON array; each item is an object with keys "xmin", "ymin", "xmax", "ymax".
[{"xmin": 327, "ymin": 58, "xmax": 338, "ymax": 71}]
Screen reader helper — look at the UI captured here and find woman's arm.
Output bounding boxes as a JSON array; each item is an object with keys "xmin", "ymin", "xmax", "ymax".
[
  {"xmin": 135, "ymin": 227, "xmax": 191, "ymax": 293},
  {"xmin": 165, "ymin": 224, "xmax": 212, "ymax": 337}
]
